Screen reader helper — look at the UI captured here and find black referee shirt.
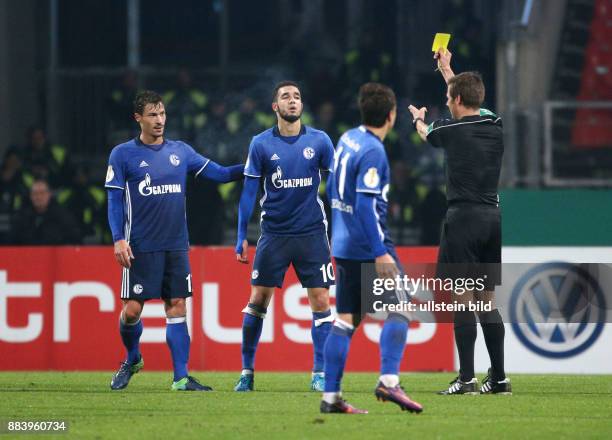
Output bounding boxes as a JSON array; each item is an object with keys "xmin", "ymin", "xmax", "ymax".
[{"xmin": 426, "ymin": 108, "xmax": 503, "ymax": 206}]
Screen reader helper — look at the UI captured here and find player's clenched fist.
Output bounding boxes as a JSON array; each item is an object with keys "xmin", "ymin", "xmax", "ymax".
[
  {"xmin": 236, "ymin": 239, "xmax": 249, "ymax": 264},
  {"xmin": 114, "ymin": 239, "xmax": 134, "ymax": 268},
  {"xmin": 434, "ymin": 48, "xmax": 452, "ymax": 70}
]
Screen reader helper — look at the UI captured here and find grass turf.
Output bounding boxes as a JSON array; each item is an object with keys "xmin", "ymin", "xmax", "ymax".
[{"xmin": 1, "ymin": 372, "xmax": 611, "ymax": 439}]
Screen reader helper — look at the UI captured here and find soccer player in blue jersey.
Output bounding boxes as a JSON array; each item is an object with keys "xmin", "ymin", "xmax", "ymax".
[
  {"xmin": 234, "ymin": 81, "xmax": 335, "ymax": 392},
  {"xmin": 321, "ymin": 83, "xmax": 423, "ymax": 414},
  {"xmin": 105, "ymin": 90, "xmax": 244, "ymax": 391}
]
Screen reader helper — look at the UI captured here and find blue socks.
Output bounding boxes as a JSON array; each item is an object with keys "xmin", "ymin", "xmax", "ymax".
[
  {"xmin": 120, "ymin": 317, "xmax": 143, "ymax": 365},
  {"xmin": 312, "ymin": 310, "xmax": 333, "ymax": 373},
  {"xmin": 121, "ymin": 312, "xmax": 192, "ymax": 382},
  {"xmin": 241, "ymin": 303, "xmax": 267, "ymax": 371},
  {"xmin": 323, "ymin": 322, "xmax": 354, "ymax": 392},
  {"xmin": 241, "ymin": 304, "xmax": 331, "ymax": 374},
  {"xmin": 322, "ymin": 314, "xmax": 408, "ymax": 395},
  {"xmin": 166, "ymin": 317, "xmax": 190, "ymax": 382},
  {"xmin": 380, "ymin": 314, "xmax": 409, "ymax": 375}
]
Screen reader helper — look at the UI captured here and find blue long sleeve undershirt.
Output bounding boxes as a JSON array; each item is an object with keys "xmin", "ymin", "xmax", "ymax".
[
  {"xmin": 235, "ymin": 176, "xmax": 259, "ymax": 254},
  {"xmin": 107, "ymin": 188, "xmax": 125, "ymax": 242},
  {"xmin": 355, "ymin": 191, "xmax": 388, "ymax": 258}
]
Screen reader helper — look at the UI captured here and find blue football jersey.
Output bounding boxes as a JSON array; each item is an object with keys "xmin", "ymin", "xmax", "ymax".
[
  {"xmin": 329, "ymin": 126, "xmax": 393, "ymax": 260},
  {"xmin": 244, "ymin": 125, "xmax": 335, "ymax": 235},
  {"xmin": 105, "ymin": 137, "xmax": 209, "ymax": 252}
]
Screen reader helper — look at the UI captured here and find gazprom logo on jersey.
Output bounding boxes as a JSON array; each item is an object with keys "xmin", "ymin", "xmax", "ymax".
[
  {"xmin": 510, "ymin": 263, "xmax": 606, "ymax": 358},
  {"xmin": 138, "ymin": 173, "xmax": 182, "ymax": 197},
  {"xmin": 271, "ymin": 166, "xmax": 313, "ymax": 189}
]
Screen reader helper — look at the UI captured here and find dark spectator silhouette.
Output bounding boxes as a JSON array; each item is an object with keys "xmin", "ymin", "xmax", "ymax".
[
  {"xmin": 0, "ymin": 148, "xmax": 28, "ymax": 243},
  {"xmin": 163, "ymin": 69, "xmax": 208, "ymax": 143},
  {"xmin": 10, "ymin": 180, "xmax": 81, "ymax": 245},
  {"xmin": 22, "ymin": 127, "xmax": 71, "ymax": 189},
  {"xmin": 58, "ymin": 165, "xmax": 107, "ymax": 244},
  {"xmin": 107, "ymin": 70, "xmax": 140, "ymax": 146}
]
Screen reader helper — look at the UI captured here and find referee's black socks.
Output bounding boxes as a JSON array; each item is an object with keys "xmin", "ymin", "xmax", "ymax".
[
  {"xmin": 454, "ymin": 311, "xmax": 477, "ymax": 381},
  {"xmin": 478, "ymin": 309, "xmax": 506, "ymax": 381}
]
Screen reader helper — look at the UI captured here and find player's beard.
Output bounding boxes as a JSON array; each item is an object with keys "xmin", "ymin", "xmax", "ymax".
[{"xmin": 278, "ymin": 108, "xmax": 302, "ymax": 123}]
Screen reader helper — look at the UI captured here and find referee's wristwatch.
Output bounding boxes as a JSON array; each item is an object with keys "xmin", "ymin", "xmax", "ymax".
[{"xmin": 412, "ymin": 117, "xmax": 425, "ymax": 129}]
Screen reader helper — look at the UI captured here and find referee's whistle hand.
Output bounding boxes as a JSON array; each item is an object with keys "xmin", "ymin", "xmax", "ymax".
[
  {"xmin": 114, "ymin": 239, "xmax": 134, "ymax": 269},
  {"xmin": 236, "ymin": 240, "xmax": 249, "ymax": 264}
]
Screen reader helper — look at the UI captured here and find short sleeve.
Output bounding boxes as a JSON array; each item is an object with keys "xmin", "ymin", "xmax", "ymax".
[
  {"xmin": 356, "ymin": 148, "xmax": 387, "ymax": 194},
  {"xmin": 480, "ymin": 108, "xmax": 503, "ymax": 127},
  {"xmin": 480, "ymin": 108, "xmax": 498, "ymax": 118},
  {"xmin": 244, "ymin": 138, "xmax": 263, "ymax": 177},
  {"xmin": 319, "ymin": 132, "xmax": 335, "ymax": 171},
  {"xmin": 425, "ymin": 119, "xmax": 453, "ymax": 148},
  {"xmin": 105, "ymin": 147, "xmax": 126, "ymax": 189},
  {"xmin": 184, "ymin": 143, "xmax": 210, "ymax": 177}
]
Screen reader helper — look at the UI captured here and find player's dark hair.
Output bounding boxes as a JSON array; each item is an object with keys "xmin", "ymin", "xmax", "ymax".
[
  {"xmin": 448, "ymin": 72, "xmax": 485, "ymax": 109},
  {"xmin": 358, "ymin": 83, "xmax": 396, "ymax": 127},
  {"xmin": 272, "ymin": 80, "xmax": 301, "ymax": 103},
  {"xmin": 134, "ymin": 90, "xmax": 163, "ymax": 115}
]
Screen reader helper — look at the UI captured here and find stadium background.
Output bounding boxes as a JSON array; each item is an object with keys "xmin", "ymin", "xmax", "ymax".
[{"xmin": 1, "ymin": 0, "xmax": 611, "ymax": 375}]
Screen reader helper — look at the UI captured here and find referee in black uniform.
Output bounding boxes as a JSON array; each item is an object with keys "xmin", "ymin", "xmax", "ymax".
[{"xmin": 409, "ymin": 49, "xmax": 511, "ymax": 395}]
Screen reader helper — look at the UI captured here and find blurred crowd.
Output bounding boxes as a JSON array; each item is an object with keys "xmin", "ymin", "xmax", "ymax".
[
  {"xmin": 0, "ymin": 128, "xmax": 106, "ymax": 245},
  {"xmin": 1, "ymin": 1, "xmax": 495, "ymax": 247},
  {"xmin": 0, "ymin": 69, "xmax": 447, "ymax": 247}
]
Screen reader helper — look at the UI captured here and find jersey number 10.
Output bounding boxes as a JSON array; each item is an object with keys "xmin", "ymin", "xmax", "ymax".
[{"xmin": 319, "ymin": 263, "xmax": 335, "ymax": 283}]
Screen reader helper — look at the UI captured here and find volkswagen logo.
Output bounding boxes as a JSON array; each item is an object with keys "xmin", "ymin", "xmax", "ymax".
[{"xmin": 510, "ymin": 262, "xmax": 605, "ymax": 358}]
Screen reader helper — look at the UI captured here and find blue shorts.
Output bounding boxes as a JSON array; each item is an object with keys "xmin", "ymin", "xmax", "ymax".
[
  {"xmin": 120, "ymin": 250, "xmax": 192, "ymax": 301},
  {"xmin": 334, "ymin": 248, "xmax": 402, "ymax": 315},
  {"xmin": 251, "ymin": 232, "xmax": 334, "ymax": 288}
]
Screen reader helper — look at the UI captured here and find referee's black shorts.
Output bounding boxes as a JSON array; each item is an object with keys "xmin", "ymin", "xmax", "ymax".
[{"xmin": 437, "ymin": 202, "xmax": 501, "ymax": 290}]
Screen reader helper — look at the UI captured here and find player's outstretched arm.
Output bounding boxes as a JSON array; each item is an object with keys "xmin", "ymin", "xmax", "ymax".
[
  {"xmin": 235, "ymin": 176, "xmax": 258, "ymax": 263},
  {"xmin": 355, "ymin": 192, "xmax": 399, "ymax": 280},
  {"xmin": 408, "ymin": 105, "xmax": 429, "ymax": 142},
  {"xmin": 107, "ymin": 188, "xmax": 134, "ymax": 268},
  {"xmin": 434, "ymin": 49, "xmax": 455, "ymax": 84},
  {"xmin": 199, "ymin": 161, "xmax": 244, "ymax": 183}
]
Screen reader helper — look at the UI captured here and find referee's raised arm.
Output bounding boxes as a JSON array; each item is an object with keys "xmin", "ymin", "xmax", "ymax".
[
  {"xmin": 434, "ymin": 48, "xmax": 455, "ymax": 84},
  {"xmin": 409, "ymin": 49, "xmax": 463, "ymax": 142}
]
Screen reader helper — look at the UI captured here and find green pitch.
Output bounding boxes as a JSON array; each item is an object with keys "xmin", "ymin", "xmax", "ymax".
[{"xmin": 1, "ymin": 372, "xmax": 611, "ymax": 439}]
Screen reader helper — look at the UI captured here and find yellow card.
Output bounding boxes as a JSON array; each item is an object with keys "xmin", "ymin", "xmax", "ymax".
[{"xmin": 432, "ymin": 33, "xmax": 451, "ymax": 52}]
